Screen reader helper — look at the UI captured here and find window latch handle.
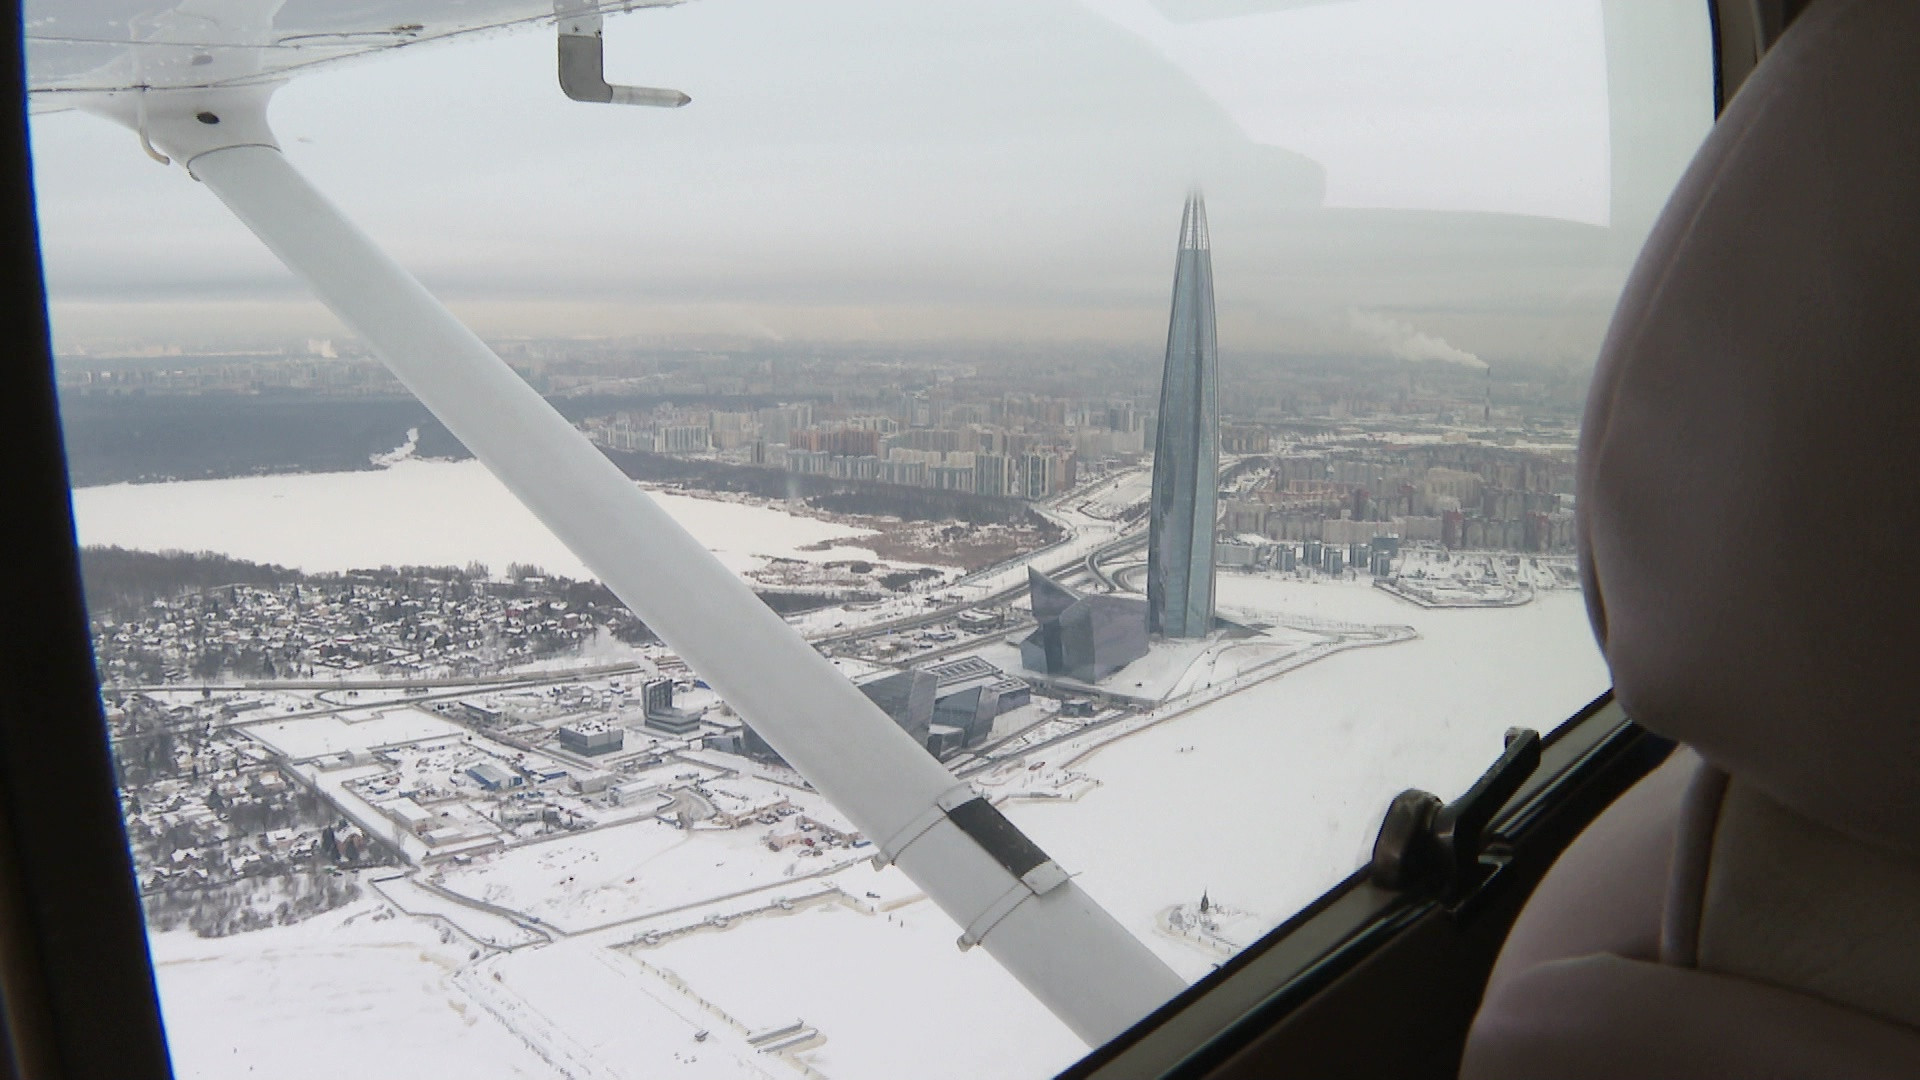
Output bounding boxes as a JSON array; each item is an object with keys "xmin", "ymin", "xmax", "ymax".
[{"xmin": 1369, "ymin": 727, "xmax": 1541, "ymax": 901}]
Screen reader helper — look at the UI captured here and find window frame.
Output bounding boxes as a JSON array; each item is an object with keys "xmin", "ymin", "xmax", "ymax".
[
  {"xmin": 0, "ymin": 16, "xmax": 177, "ymax": 1078},
  {"xmin": 0, "ymin": 3, "xmax": 1773, "ymax": 1076},
  {"xmin": 1058, "ymin": 694, "xmax": 1672, "ymax": 1079}
]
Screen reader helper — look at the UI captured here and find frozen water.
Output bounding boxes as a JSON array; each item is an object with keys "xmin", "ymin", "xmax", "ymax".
[{"xmin": 69, "ymin": 458, "xmax": 893, "ymax": 579}]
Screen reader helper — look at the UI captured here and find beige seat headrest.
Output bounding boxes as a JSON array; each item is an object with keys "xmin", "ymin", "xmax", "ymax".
[{"xmin": 1579, "ymin": 0, "xmax": 1920, "ymax": 857}]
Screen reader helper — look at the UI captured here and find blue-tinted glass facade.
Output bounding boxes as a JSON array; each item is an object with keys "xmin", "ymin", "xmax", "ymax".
[
  {"xmin": 1147, "ymin": 194, "xmax": 1218, "ymax": 638},
  {"xmin": 1020, "ymin": 569, "xmax": 1149, "ymax": 684}
]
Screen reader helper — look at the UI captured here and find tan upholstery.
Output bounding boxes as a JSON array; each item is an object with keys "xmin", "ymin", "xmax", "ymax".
[
  {"xmin": 1464, "ymin": 760, "xmax": 1920, "ymax": 1077},
  {"xmin": 1465, "ymin": 0, "xmax": 1920, "ymax": 1073},
  {"xmin": 1482, "ymin": 749, "xmax": 1697, "ymax": 987},
  {"xmin": 1655, "ymin": 756, "xmax": 1726, "ymax": 967},
  {"xmin": 1469, "ymin": 955, "xmax": 1920, "ymax": 1080},
  {"xmin": 1578, "ymin": 0, "xmax": 1920, "ymax": 860},
  {"xmin": 1696, "ymin": 779, "xmax": 1920, "ymax": 1032}
]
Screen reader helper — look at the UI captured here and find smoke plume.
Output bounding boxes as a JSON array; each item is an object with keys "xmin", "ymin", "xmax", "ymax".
[{"xmin": 1348, "ymin": 309, "xmax": 1487, "ymax": 370}]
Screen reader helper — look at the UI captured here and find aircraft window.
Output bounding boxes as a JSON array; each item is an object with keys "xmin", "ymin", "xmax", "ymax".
[{"xmin": 31, "ymin": 1, "xmax": 1711, "ymax": 1076}]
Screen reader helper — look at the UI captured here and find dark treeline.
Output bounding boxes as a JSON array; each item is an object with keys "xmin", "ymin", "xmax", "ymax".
[
  {"xmin": 58, "ymin": 394, "xmax": 448, "ymax": 486},
  {"xmin": 142, "ymin": 873, "xmax": 363, "ymax": 938},
  {"xmin": 82, "ymin": 545, "xmax": 866, "ymax": 630},
  {"xmin": 809, "ymin": 488, "xmax": 1035, "ymax": 528},
  {"xmin": 57, "ymin": 390, "xmax": 824, "ymax": 488},
  {"xmin": 81, "ymin": 546, "xmax": 629, "ymax": 615},
  {"xmin": 80, "ymin": 546, "xmax": 305, "ymax": 618},
  {"xmin": 758, "ymin": 589, "xmax": 880, "ymax": 614}
]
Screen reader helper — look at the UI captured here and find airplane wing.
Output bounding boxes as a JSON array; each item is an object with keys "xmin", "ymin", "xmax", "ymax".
[{"xmin": 26, "ymin": 0, "xmax": 677, "ymax": 107}]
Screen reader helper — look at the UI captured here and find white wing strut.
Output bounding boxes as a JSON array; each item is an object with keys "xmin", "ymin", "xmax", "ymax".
[{"xmin": 112, "ymin": 87, "xmax": 1183, "ymax": 1046}]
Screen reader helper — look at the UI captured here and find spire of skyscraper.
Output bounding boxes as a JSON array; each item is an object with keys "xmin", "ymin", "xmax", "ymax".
[
  {"xmin": 1177, "ymin": 191, "xmax": 1210, "ymax": 251},
  {"xmin": 1147, "ymin": 192, "xmax": 1219, "ymax": 639}
]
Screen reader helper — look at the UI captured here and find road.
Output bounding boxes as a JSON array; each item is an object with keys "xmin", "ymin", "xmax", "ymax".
[
  {"xmin": 115, "ymin": 663, "xmax": 658, "ymax": 738},
  {"xmin": 1083, "ymin": 530, "xmax": 1148, "ymax": 591}
]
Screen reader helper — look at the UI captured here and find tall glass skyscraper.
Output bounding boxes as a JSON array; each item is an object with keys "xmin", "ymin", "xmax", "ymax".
[{"xmin": 1147, "ymin": 193, "xmax": 1218, "ymax": 639}]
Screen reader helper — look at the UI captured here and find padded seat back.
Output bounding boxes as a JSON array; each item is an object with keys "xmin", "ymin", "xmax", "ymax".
[{"xmin": 1464, "ymin": 1, "xmax": 1920, "ymax": 1073}]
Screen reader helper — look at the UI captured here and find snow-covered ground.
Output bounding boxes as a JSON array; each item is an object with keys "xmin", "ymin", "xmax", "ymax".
[
  {"xmin": 938, "ymin": 470, "xmax": 1147, "ymax": 601},
  {"xmin": 347, "ymin": 564, "xmax": 1604, "ymax": 1077},
  {"xmin": 1073, "ymin": 469, "xmax": 1153, "ymax": 520},
  {"xmin": 159, "ymin": 576, "xmax": 1601, "ymax": 1080},
  {"xmin": 368, "ymin": 873, "xmax": 546, "ymax": 949},
  {"xmin": 435, "ymin": 817, "xmax": 854, "ymax": 935},
  {"xmin": 70, "ymin": 458, "xmax": 895, "ymax": 578},
  {"xmin": 1006, "ymin": 580, "xmax": 1607, "ymax": 980},
  {"xmin": 98, "ymin": 465, "xmax": 1611, "ymax": 1080},
  {"xmin": 458, "ymin": 937, "xmax": 789, "ymax": 1078},
  {"xmin": 245, "ymin": 707, "xmax": 466, "ymax": 761},
  {"xmin": 148, "ymin": 898, "xmax": 560, "ymax": 1080},
  {"xmin": 631, "ymin": 883, "xmax": 1089, "ymax": 1080},
  {"xmin": 299, "ymin": 761, "xmax": 436, "ymax": 863}
]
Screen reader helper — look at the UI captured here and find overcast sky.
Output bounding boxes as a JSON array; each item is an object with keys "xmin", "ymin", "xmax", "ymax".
[{"xmin": 27, "ymin": 0, "xmax": 1712, "ymax": 362}]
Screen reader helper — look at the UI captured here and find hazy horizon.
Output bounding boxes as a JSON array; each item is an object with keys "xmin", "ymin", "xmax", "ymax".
[{"xmin": 28, "ymin": 0, "xmax": 1711, "ymax": 365}]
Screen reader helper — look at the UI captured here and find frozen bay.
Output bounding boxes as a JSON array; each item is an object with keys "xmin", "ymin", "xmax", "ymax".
[{"xmin": 69, "ymin": 457, "xmax": 894, "ymax": 578}]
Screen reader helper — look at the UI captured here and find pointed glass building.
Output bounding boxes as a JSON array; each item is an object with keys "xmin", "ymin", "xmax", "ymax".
[
  {"xmin": 1019, "ymin": 568, "xmax": 1149, "ymax": 683},
  {"xmin": 1147, "ymin": 193, "xmax": 1219, "ymax": 639}
]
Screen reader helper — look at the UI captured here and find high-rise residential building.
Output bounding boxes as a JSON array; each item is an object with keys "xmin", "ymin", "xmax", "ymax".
[
  {"xmin": 1022, "ymin": 450, "xmax": 1076, "ymax": 500},
  {"xmin": 1147, "ymin": 193, "xmax": 1220, "ymax": 638},
  {"xmin": 653, "ymin": 424, "xmax": 711, "ymax": 454},
  {"xmin": 975, "ymin": 452, "xmax": 1015, "ymax": 497}
]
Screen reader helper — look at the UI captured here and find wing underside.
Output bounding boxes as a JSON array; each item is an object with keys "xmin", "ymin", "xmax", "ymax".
[{"xmin": 27, "ymin": 0, "xmax": 678, "ymax": 107}]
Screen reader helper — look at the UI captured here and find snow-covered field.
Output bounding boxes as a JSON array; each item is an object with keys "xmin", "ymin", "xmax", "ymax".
[
  {"xmin": 148, "ymin": 898, "xmax": 559, "ymax": 1080},
  {"xmin": 633, "ymin": 888, "xmax": 1089, "ymax": 1080},
  {"xmin": 1007, "ymin": 579, "xmax": 1607, "ymax": 980},
  {"xmin": 459, "ymin": 937, "xmax": 781, "ymax": 1078},
  {"xmin": 246, "ymin": 707, "xmax": 466, "ymax": 761},
  {"xmin": 369, "ymin": 873, "xmax": 546, "ymax": 949},
  {"xmin": 435, "ymin": 819, "xmax": 849, "ymax": 934},
  {"xmin": 69, "ymin": 457, "xmax": 895, "ymax": 578}
]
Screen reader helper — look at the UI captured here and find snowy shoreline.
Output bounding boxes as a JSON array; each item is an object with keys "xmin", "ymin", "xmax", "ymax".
[{"xmin": 70, "ymin": 457, "xmax": 956, "ymax": 580}]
